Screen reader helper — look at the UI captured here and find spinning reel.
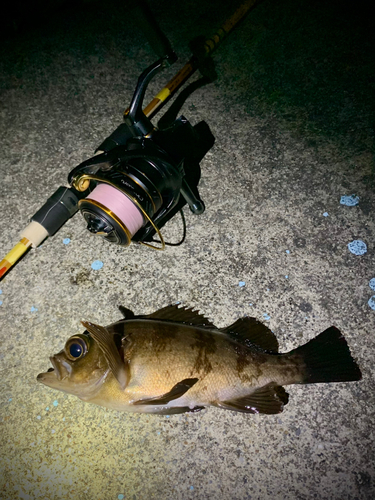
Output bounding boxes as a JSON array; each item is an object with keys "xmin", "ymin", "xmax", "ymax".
[
  {"xmin": 3, "ymin": 21, "xmax": 214, "ymax": 274},
  {"xmin": 67, "ymin": 56, "xmax": 214, "ymax": 249}
]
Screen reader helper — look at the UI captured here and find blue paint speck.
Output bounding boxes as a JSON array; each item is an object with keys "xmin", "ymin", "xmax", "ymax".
[
  {"xmin": 368, "ymin": 296, "xmax": 375, "ymax": 311},
  {"xmin": 369, "ymin": 278, "xmax": 375, "ymax": 291},
  {"xmin": 190, "ymin": 486, "xmax": 194, "ymax": 491},
  {"xmin": 249, "ymin": 303, "xmax": 253, "ymax": 306},
  {"xmin": 286, "ymin": 250, "xmax": 290, "ymax": 254},
  {"xmin": 0, "ymin": 289, "xmax": 2, "ymax": 294},
  {"xmin": 340, "ymin": 194, "xmax": 359, "ymax": 206},
  {"xmin": 46, "ymin": 407, "xmax": 49, "ymax": 411},
  {"xmin": 118, "ymin": 495, "xmax": 124, "ymax": 500},
  {"xmin": 30, "ymin": 306, "xmax": 38, "ymax": 312},
  {"xmin": 285, "ymin": 275, "xmax": 289, "ymax": 279},
  {"xmin": 239, "ymin": 281, "xmax": 246, "ymax": 287},
  {"xmin": 323, "ymin": 212, "xmax": 329, "ymax": 217},
  {"xmin": 347, "ymin": 240, "xmax": 367, "ymax": 256},
  {"xmin": 0, "ymin": 301, "xmax": 2, "ymax": 306},
  {"xmin": 36, "ymin": 415, "xmax": 41, "ymax": 420},
  {"xmin": 91, "ymin": 260, "xmax": 104, "ymax": 270},
  {"xmin": 263, "ymin": 313, "xmax": 271, "ymax": 321},
  {"xmin": 8, "ymin": 398, "xmax": 12, "ymax": 402},
  {"xmin": 63, "ymin": 238, "xmax": 71, "ymax": 245},
  {"xmin": 53, "ymin": 400, "xmax": 58, "ymax": 407}
]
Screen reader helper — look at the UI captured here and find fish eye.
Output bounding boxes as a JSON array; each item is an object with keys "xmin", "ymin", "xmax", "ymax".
[{"xmin": 65, "ymin": 336, "xmax": 89, "ymax": 361}]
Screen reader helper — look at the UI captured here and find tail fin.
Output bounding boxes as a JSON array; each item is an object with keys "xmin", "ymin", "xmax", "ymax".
[{"xmin": 290, "ymin": 326, "xmax": 362, "ymax": 384}]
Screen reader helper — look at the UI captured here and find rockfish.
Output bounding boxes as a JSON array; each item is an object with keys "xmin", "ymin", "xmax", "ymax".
[{"xmin": 37, "ymin": 305, "xmax": 362, "ymax": 415}]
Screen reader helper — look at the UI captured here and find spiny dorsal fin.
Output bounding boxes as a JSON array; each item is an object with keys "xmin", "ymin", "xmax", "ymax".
[
  {"xmin": 81, "ymin": 321, "xmax": 129, "ymax": 390},
  {"xmin": 220, "ymin": 317, "xmax": 279, "ymax": 353},
  {"xmin": 118, "ymin": 306, "xmax": 135, "ymax": 319},
  {"xmin": 215, "ymin": 382, "xmax": 289, "ymax": 414},
  {"xmin": 144, "ymin": 304, "xmax": 216, "ymax": 328}
]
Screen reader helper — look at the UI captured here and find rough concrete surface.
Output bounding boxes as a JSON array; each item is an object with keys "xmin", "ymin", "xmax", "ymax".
[{"xmin": 0, "ymin": 0, "xmax": 374, "ymax": 499}]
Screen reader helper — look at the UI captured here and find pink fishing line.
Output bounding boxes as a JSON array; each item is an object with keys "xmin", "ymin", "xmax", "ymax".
[{"xmin": 86, "ymin": 184, "xmax": 144, "ymax": 236}]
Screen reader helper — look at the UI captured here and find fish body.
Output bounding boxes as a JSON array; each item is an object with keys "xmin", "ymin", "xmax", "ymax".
[{"xmin": 37, "ymin": 305, "xmax": 362, "ymax": 415}]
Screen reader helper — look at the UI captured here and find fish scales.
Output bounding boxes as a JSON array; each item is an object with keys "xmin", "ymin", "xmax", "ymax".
[
  {"xmin": 114, "ymin": 321, "xmax": 302, "ymax": 403},
  {"xmin": 37, "ymin": 304, "xmax": 362, "ymax": 415}
]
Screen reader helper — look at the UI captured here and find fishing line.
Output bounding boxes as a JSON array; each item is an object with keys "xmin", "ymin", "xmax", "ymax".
[
  {"xmin": 84, "ymin": 184, "xmax": 145, "ymax": 240},
  {"xmin": 151, "ymin": 209, "xmax": 187, "ymax": 247}
]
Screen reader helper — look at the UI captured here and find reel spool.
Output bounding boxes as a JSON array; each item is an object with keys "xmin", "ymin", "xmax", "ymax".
[{"xmin": 80, "ymin": 184, "xmax": 145, "ymax": 246}]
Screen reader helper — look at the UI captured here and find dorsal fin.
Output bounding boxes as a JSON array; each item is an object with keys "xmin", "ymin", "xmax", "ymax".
[
  {"xmin": 143, "ymin": 304, "xmax": 216, "ymax": 328},
  {"xmin": 118, "ymin": 306, "xmax": 135, "ymax": 319},
  {"xmin": 220, "ymin": 317, "xmax": 279, "ymax": 353},
  {"xmin": 81, "ymin": 321, "xmax": 129, "ymax": 390}
]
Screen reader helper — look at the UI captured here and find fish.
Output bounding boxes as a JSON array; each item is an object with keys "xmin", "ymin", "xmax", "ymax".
[{"xmin": 37, "ymin": 304, "xmax": 362, "ymax": 415}]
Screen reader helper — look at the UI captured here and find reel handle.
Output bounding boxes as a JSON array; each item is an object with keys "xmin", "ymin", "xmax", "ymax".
[{"xmin": 181, "ymin": 178, "xmax": 205, "ymax": 215}]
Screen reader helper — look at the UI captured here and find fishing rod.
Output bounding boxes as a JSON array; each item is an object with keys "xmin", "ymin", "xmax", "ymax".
[{"xmin": 0, "ymin": 0, "xmax": 259, "ymax": 280}]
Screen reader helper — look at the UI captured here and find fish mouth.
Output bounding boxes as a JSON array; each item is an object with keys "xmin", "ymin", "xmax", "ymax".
[
  {"xmin": 49, "ymin": 356, "xmax": 63, "ymax": 380},
  {"xmin": 37, "ymin": 356, "xmax": 65, "ymax": 384}
]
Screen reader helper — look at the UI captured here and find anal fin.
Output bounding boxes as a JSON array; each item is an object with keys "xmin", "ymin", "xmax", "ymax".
[
  {"xmin": 215, "ymin": 382, "xmax": 289, "ymax": 414},
  {"xmin": 133, "ymin": 378, "xmax": 199, "ymax": 406}
]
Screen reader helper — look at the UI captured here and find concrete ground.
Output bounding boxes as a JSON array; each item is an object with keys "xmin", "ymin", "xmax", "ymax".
[{"xmin": 0, "ymin": 0, "xmax": 374, "ymax": 499}]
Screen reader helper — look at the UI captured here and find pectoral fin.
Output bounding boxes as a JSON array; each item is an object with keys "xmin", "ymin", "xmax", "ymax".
[
  {"xmin": 215, "ymin": 383, "xmax": 289, "ymax": 414},
  {"xmin": 81, "ymin": 321, "xmax": 129, "ymax": 390},
  {"xmin": 133, "ymin": 378, "xmax": 199, "ymax": 406}
]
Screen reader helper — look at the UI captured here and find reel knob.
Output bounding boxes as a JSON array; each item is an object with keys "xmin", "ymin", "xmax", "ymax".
[{"xmin": 84, "ymin": 213, "xmax": 113, "ymax": 235}]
